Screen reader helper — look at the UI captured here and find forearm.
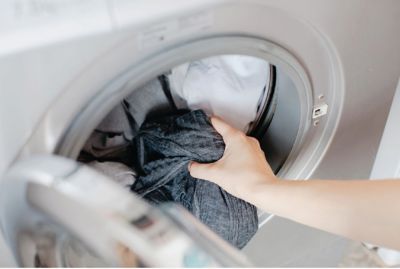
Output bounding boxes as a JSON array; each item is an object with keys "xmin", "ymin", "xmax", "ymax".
[
  {"xmin": 250, "ymin": 178, "xmax": 400, "ymax": 250},
  {"xmin": 189, "ymin": 117, "xmax": 400, "ymax": 250}
]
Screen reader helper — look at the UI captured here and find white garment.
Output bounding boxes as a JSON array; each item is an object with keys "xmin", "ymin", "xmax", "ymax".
[{"xmin": 169, "ymin": 55, "xmax": 270, "ymax": 132}]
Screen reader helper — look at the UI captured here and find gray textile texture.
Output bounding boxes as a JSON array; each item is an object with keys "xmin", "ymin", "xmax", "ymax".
[
  {"xmin": 80, "ymin": 78, "xmax": 173, "ymax": 164},
  {"xmin": 131, "ymin": 109, "xmax": 258, "ymax": 249}
]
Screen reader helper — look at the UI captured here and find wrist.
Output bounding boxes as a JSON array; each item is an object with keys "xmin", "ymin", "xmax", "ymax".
[{"xmin": 241, "ymin": 172, "xmax": 280, "ymax": 203}]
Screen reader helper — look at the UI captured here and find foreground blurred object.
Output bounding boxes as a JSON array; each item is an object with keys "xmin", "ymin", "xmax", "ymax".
[{"xmin": 0, "ymin": 156, "xmax": 252, "ymax": 267}]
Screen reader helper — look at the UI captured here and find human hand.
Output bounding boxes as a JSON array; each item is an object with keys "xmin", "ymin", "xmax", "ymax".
[{"xmin": 189, "ymin": 117, "xmax": 277, "ymax": 203}]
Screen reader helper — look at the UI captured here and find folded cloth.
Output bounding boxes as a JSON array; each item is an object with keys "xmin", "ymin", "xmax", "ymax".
[{"xmin": 131, "ymin": 109, "xmax": 258, "ymax": 249}]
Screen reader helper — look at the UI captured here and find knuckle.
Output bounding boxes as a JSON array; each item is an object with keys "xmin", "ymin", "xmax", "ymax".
[
  {"xmin": 250, "ymin": 137, "xmax": 260, "ymax": 145},
  {"xmin": 235, "ymin": 132, "xmax": 247, "ymax": 141}
]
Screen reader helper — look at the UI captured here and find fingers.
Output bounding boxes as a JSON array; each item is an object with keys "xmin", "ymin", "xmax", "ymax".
[
  {"xmin": 190, "ymin": 117, "xmax": 234, "ymax": 182},
  {"xmin": 210, "ymin": 116, "xmax": 236, "ymax": 138},
  {"xmin": 189, "ymin": 161, "xmax": 216, "ymax": 181},
  {"xmin": 210, "ymin": 117, "xmax": 247, "ymax": 147}
]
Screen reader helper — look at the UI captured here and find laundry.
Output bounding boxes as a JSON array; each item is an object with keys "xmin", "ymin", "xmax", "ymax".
[
  {"xmin": 87, "ymin": 161, "xmax": 136, "ymax": 188},
  {"xmin": 168, "ymin": 55, "xmax": 270, "ymax": 132},
  {"xmin": 79, "ymin": 58, "xmax": 264, "ymax": 248},
  {"xmin": 81, "ymin": 56, "xmax": 270, "ymax": 163},
  {"xmin": 80, "ymin": 101, "xmax": 135, "ymax": 164},
  {"xmin": 130, "ymin": 109, "xmax": 258, "ymax": 249},
  {"xmin": 80, "ymin": 78, "xmax": 175, "ymax": 165}
]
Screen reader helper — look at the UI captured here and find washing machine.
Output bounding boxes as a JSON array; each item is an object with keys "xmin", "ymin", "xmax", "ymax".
[{"xmin": 1, "ymin": 0, "xmax": 400, "ymax": 267}]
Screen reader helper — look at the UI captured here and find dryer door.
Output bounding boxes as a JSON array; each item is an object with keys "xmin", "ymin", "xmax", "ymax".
[{"xmin": 0, "ymin": 155, "xmax": 250, "ymax": 267}]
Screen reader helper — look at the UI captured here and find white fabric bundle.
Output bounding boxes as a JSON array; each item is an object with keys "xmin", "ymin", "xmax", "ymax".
[{"xmin": 169, "ymin": 55, "xmax": 270, "ymax": 132}]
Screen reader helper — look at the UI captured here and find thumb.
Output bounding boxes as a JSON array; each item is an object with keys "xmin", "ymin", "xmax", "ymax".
[{"xmin": 189, "ymin": 161, "xmax": 217, "ymax": 181}]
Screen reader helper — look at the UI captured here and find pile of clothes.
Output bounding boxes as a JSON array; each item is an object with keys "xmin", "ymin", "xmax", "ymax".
[{"xmin": 79, "ymin": 55, "xmax": 269, "ymax": 248}]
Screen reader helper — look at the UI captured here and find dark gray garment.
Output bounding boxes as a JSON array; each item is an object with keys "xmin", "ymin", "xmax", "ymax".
[{"xmin": 131, "ymin": 109, "xmax": 258, "ymax": 249}]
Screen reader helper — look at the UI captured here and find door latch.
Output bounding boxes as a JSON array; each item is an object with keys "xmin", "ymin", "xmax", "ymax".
[{"xmin": 312, "ymin": 103, "xmax": 328, "ymax": 119}]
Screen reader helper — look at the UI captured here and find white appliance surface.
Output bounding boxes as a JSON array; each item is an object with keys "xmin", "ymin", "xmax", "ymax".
[
  {"xmin": 368, "ymin": 79, "xmax": 400, "ymax": 266},
  {"xmin": 371, "ymin": 79, "xmax": 400, "ymax": 180}
]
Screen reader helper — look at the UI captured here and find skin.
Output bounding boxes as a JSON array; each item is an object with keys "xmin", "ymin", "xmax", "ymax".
[{"xmin": 189, "ymin": 117, "xmax": 400, "ymax": 251}]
